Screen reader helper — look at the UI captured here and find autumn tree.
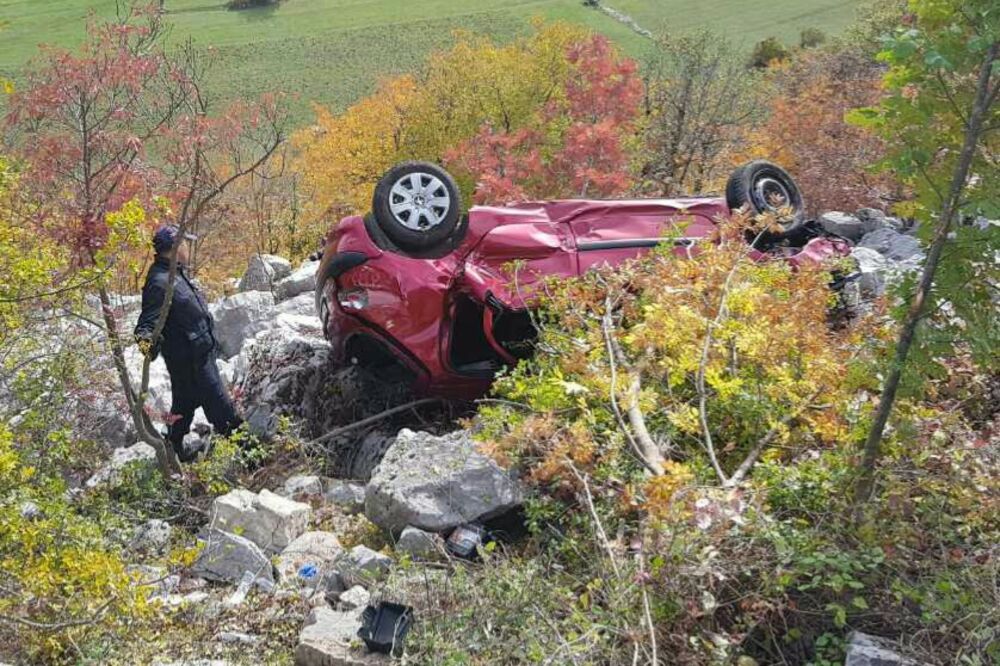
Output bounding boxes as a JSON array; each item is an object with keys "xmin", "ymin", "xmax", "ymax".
[
  {"xmin": 849, "ymin": 0, "xmax": 999, "ymax": 506},
  {"xmin": 292, "ymin": 22, "xmax": 588, "ymax": 219},
  {"xmin": 445, "ymin": 34, "xmax": 642, "ymax": 203},
  {"xmin": 639, "ymin": 31, "xmax": 762, "ymax": 196},
  {"xmin": 5, "ymin": 4, "xmax": 286, "ymax": 474},
  {"xmin": 743, "ymin": 49, "xmax": 899, "ymax": 214}
]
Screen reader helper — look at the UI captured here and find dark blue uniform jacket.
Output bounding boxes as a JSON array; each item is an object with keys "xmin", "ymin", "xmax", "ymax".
[{"xmin": 134, "ymin": 257, "xmax": 217, "ymax": 362}]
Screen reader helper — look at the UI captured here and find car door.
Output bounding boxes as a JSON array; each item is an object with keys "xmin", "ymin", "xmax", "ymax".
[{"xmin": 569, "ymin": 202, "xmax": 717, "ymax": 273}]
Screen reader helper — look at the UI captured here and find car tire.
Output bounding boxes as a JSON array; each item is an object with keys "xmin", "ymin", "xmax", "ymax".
[
  {"xmin": 372, "ymin": 161, "xmax": 462, "ymax": 252},
  {"xmin": 725, "ymin": 160, "xmax": 805, "ymax": 236}
]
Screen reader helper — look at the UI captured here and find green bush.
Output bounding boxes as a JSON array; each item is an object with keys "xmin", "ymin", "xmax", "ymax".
[
  {"xmin": 800, "ymin": 27, "xmax": 828, "ymax": 48},
  {"xmin": 750, "ymin": 36, "xmax": 790, "ymax": 68}
]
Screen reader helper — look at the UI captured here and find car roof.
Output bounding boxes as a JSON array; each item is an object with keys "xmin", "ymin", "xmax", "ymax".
[{"xmin": 470, "ymin": 197, "xmax": 730, "ymax": 224}]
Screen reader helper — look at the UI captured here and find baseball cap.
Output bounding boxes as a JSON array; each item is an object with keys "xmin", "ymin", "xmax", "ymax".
[{"xmin": 152, "ymin": 225, "xmax": 198, "ymax": 254}]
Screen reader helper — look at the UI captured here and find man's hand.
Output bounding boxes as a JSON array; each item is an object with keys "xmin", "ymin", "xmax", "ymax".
[{"xmin": 135, "ymin": 334, "xmax": 155, "ymax": 358}]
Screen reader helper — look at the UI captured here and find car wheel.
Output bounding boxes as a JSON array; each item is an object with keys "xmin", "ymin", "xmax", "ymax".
[
  {"xmin": 372, "ymin": 161, "xmax": 462, "ymax": 252},
  {"xmin": 725, "ymin": 160, "xmax": 805, "ymax": 236}
]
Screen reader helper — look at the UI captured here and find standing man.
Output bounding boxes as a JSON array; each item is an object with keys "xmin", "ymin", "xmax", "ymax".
[{"xmin": 134, "ymin": 225, "xmax": 243, "ymax": 462}]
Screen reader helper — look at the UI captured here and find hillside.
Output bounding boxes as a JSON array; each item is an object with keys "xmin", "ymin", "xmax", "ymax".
[{"xmin": 0, "ymin": 0, "xmax": 866, "ymax": 124}]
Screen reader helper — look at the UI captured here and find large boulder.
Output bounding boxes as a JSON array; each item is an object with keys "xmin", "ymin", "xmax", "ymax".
[
  {"xmin": 211, "ymin": 291, "xmax": 277, "ymax": 359},
  {"xmin": 295, "ymin": 606, "xmax": 388, "ymax": 666},
  {"xmin": 238, "ymin": 254, "xmax": 292, "ymax": 293},
  {"xmin": 818, "ymin": 211, "xmax": 867, "ymax": 242},
  {"xmin": 845, "ymin": 632, "xmax": 925, "ymax": 666},
  {"xmin": 276, "ymin": 531, "xmax": 344, "ymax": 582},
  {"xmin": 276, "ymin": 292, "xmax": 317, "ymax": 317},
  {"xmin": 365, "ymin": 428, "xmax": 524, "ymax": 534},
  {"xmin": 209, "ymin": 488, "xmax": 312, "ymax": 553},
  {"xmin": 275, "ymin": 260, "xmax": 320, "ymax": 303},
  {"xmin": 234, "ymin": 328, "xmax": 331, "ymax": 438},
  {"xmin": 858, "ymin": 228, "xmax": 923, "ymax": 262},
  {"xmin": 191, "ymin": 528, "xmax": 274, "ymax": 585}
]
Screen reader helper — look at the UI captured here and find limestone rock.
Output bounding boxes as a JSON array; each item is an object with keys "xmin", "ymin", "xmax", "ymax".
[
  {"xmin": 845, "ymin": 632, "xmax": 925, "ymax": 666},
  {"xmin": 85, "ymin": 442, "xmax": 157, "ymax": 488},
  {"xmin": 238, "ymin": 253, "xmax": 292, "ymax": 293},
  {"xmin": 337, "ymin": 585, "xmax": 370, "ymax": 611},
  {"xmin": 365, "ymin": 428, "xmax": 524, "ymax": 534},
  {"xmin": 336, "ymin": 545, "xmax": 393, "ymax": 586},
  {"xmin": 324, "ymin": 479, "xmax": 366, "ymax": 514},
  {"xmin": 130, "ymin": 518, "xmax": 172, "ymax": 553},
  {"xmin": 191, "ymin": 529, "xmax": 274, "ymax": 585},
  {"xmin": 209, "ymin": 488, "xmax": 312, "ymax": 553},
  {"xmin": 277, "ymin": 531, "xmax": 344, "ymax": 583},
  {"xmin": 295, "ymin": 606, "xmax": 387, "ymax": 666},
  {"xmin": 395, "ymin": 526, "xmax": 443, "ymax": 560},
  {"xmin": 818, "ymin": 211, "xmax": 866, "ymax": 241},
  {"xmin": 211, "ymin": 291, "xmax": 277, "ymax": 359},
  {"xmin": 850, "ymin": 247, "xmax": 888, "ymax": 297},
  {"xmin": 281, "ymin": 474, "xmax": 324, "ymax": 498},
  {"xmin": 275, "ymin": 260, "xmax": 320, "ymax": 302},
  {"xmin": 276, "ymin": 292, "xmax": 316, "ymax": 317},
  {"xmin": 858, "ymin": 227, "xmax": 923, "ymax": 262}
]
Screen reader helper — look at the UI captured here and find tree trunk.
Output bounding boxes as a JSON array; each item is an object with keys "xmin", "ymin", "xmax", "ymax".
[
  {"xmin": 853, "ymin": 43, "xmax": 998, "ymax": 508},
  {"xmin": 96, "ymin": 285, "xmax": 180, "ymax": 477}
]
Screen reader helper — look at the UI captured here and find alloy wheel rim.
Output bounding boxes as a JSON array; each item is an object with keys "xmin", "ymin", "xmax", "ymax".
[{"xmin": 389, "ymin": 172, "xmax": 451, "ymax": 231}]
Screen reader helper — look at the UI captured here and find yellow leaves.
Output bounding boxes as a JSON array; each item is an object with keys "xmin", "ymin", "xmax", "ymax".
[
  {"xmin": 644, "ymin": 462, "xmax": 695, "ymax": 521},
  {"xmin": 0, "ymin": 78, "xmax": 12, "ymax": 95},
  {"xmin": 292, "ymin": 22, "xmax": 590, "ymax": 222}
]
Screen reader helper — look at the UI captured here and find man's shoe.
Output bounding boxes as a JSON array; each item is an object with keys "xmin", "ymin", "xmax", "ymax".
[{"xmin": 173, "ymin": 438, "xmax": 206, "ymax": 464}]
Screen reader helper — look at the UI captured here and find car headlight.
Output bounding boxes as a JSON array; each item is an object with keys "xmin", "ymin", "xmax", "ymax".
[{"xmin": 337, "ymin": 287, "xmax": 369, "ymax": 311}]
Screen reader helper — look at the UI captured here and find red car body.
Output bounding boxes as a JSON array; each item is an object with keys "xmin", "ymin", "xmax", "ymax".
[{"xmin": 315, "ymin": 197, "xmax": 849, "ymax": 398}]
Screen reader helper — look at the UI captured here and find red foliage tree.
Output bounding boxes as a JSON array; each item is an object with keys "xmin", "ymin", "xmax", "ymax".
[
  {"xmin": 5, "ymin": 4, "xmax": 286, "ymax": 473},
  {"xmin": 446, "ymin": 35, "xmax": 642, "ymax": 204}
]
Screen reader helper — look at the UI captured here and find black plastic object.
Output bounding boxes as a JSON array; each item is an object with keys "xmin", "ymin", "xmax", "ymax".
[
  {"xmin": 445, "ymin": 523, "xmax": 487, "ymax": 559},
  {"xmin": 358, "ymin": 601, "xmax": 413, "ymax": 656}
]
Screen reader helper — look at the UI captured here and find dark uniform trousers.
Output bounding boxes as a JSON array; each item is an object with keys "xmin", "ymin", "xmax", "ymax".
[
  {"xmin": 164, "ymin": 350, "xmax": 241, "ymax": 447},
  {"xmin": 135, "ymin": 256, "xmax": 243, "ymax": 450}
]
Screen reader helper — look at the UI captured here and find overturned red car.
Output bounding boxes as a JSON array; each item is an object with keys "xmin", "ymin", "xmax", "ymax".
[{"xmin": 315, "ymin": 161, "xmax": 849, "ymax": 398}]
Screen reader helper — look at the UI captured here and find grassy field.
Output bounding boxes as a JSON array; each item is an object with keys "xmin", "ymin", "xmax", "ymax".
[{"xmin": 0, "ymin": 0, "xmax": 866, "ymax": 125}]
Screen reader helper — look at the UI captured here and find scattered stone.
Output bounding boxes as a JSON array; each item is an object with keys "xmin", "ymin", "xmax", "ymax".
[
  {"xmin": 191, "ymin": 529, "xmax": 275, "ymax": 585},
  {"xmin": 128, "ymin": 565, "xmax": 180, "ymax": 598},
  {"xmin": 818, "ymin": 211, "xmax": 866, "ymax": 241},
  {"xmin": 155, "ymin": 659, "xmax": 231, "ymax": 666},
  {"xmin": 19, "ymin": 500, "xmax": 42, "ymax": 520},
  {"xmin": 130, "ymin": 518, "xmax": 172, "ymax": 553},
  {"xmin": 162, "ymin": 591, "xmax": 210, "ymax": 607},
  {"xmin": 238, "ymin": 253, "xmax": 292, "ymax": 293},
  {"xmin": 210, "ymin": 488, "xmax": 312, "ymax": 553},
  {"xmin": 365, "ymin": 428, "xmax": 524, "ymax": 534},
  {"xmin": 845, "ymin": 631, "xmax": 925, "ymax": 666},
  {"xmin": 281, "ymin": 474, "xmax": 324, "ymax": 498},
  {"xmin": 337, "ymin": 585, "xmax": 370, "ymax": 611},
  {"xmin": 211, "ymin": 291, "xmax": 277, "ymax": 359},
  {"xmin": 850, "ymin": 247, "xmax": 889, "ymax": 297},
  {"xmin": 858, "ymin": 227, "xmax": 923, "ymax": 262},
  {"xmin": 214, "ymin": 631, "xmax": 259, "ymax": 646},
  {"xmin": 324, "ymin": 479, "xmax": 366, "ymax": 514},
  {"xmin": 336, "ymin": 545, "xmax": 393, "ymax": 586},
  {"xmin": 277, "ymin": 531, "xmax": 344, "ymax": 583},
  {"xmin": 274, "ymin": 260, "xmax": 319, "ymax": 302},
  {"xmin": 395, "ymin": 526, "xmax": 443, "ymax": 560},
  {"xmin": 295, "ymin": 606, "xmax": 387, "ymax": 666},
  {"xmin": 223, "ymin": 571, "xmax": 256, "ymax": 608},
  {"xmin": 85, "ymin": 442, "xmax": 157, "ymax": 488}
]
